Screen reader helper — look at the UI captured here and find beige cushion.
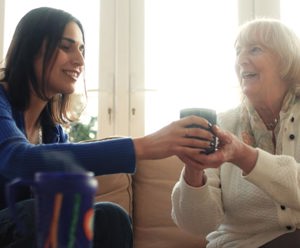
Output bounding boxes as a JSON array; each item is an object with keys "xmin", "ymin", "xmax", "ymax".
[
  {"xmin": 82, "ymin": 138, "xmax": 133, "ymax": 215},
  {"xmin": 94, "ymin": 173, "xmax": 132, "ymax": 215},
  {"xmin": 133, "ymin": 156, "xmax": 206, "ymax": 248}
]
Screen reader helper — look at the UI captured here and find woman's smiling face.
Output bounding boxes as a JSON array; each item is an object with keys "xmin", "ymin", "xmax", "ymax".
[
  {"xmin": 34, "ymin": 21, "xmax": 85, "ymax": 98},
  {"xmin": 235, "ymin": 41, "xmax": 288, "ymax": 104}
]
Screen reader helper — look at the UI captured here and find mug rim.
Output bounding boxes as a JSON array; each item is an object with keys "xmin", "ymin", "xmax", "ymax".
[{"xmin": 35, "ymin": 171, "xmax": 94, "ymax": 180}]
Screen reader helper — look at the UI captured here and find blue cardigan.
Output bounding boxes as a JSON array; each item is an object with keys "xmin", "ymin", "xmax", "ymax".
[{"xmin": 0, "ymin": 85, "xmax": 136, "ymax": 208}]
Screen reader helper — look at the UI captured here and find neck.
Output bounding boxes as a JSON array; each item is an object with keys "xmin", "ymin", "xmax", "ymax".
[
  {"xmin": 24, "ymin": 94, "xmax": 47, "ymax": 132},
  {"xmin": 254, "ymin": 98, "xmax": 282, "ymax": 131},
  {"xmin": 249, "ymin": 81, "xmax": 289, "ymax": 128},
  {"xmin": 24, "ymin": 94, "xmax": 47, "ymax": 144}
]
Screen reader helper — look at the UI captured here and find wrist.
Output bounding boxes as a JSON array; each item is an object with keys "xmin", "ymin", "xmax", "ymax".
[
  {"xmin": 133, "ymin": 137, "xmax": 147, "ymax": 160},
  {"xmin": 233, "ymin": 144, "xmax": 258, "ymax": 175},
  {"xmin": 183, "ymin": 166, "xmax": 206, "ymax": 187}
]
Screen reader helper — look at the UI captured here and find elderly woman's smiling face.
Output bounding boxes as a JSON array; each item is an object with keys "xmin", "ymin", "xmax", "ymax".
[{"xmin": 235, "ymin": 40, "xmax": 288, "ymax": 105}]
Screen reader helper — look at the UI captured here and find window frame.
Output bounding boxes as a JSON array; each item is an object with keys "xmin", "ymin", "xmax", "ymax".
[{"xmin": 0, "ymin": 0, "xmax": 282, "ymax": 138}]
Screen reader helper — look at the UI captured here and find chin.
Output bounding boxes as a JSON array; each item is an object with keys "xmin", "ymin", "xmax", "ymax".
[
  {"xmin": 62, "ymin": 84, "xmax": 76, "ymax": 94},
  {"xmin": 64, "ymin": 89, "xmax": 75, "ymax": 95},
  {"xmin": 243, "ymin": 89, "xmax": 256, "ymax": 102},
  {"xmin": 245, "ymin": 93, "xmax": 262, "ymax": 105}
]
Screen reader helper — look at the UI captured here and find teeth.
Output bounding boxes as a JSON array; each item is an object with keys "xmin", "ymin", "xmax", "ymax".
[
  {"xmin": 241, "ymin": 72, "xmax": 256, "ymax": 79},
  {"xmin": 65, "ymin": 71, "xmax": 79, "ymax": 79}
]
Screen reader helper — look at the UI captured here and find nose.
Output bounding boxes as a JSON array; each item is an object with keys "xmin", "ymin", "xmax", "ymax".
[
  {"xmin": 236, "ymin": 49, "xmax": 249, "ymax": 66},
  {"xmin": 72, "ymin": 50, "xmax": 85, "ymax": 67}
]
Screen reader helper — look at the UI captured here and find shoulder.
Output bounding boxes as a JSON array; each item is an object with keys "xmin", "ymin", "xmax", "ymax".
[{"xmin": 217, "ymin": 105, "xmax": 241, "ymax": 132}]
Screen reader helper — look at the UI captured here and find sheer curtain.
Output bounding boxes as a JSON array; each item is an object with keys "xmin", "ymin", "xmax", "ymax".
[
  {"xmin": 144, "ymin": 0, "xmax": 240, "ymax": 134},
  {"xmin": 280, "ymin": 1, "xmax": 300, "ymax": 36}
]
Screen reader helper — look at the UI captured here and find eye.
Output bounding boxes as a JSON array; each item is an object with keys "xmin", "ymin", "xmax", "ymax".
[
  {"xmin": 59, "ymin": 42, "xmax": 71, "ymax": 51},
  {"xmin": 250, "ymin": 46, "xmax": 263, "ymax": 54},
  {"xmin": 79, "ymin": 45, "xmax": 85, "ymax": 55}
]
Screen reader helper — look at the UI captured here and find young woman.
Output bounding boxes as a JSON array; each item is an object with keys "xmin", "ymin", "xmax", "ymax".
[{"xmin": 0, "ymin": 7, "xmax": 214, "ymax": 248}]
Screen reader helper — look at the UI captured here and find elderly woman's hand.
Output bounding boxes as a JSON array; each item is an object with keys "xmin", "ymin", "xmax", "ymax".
[
  {"xmin": 181, "ymin": 125, "xmax": 258, "ymax": 176},
  {"xmin": 133, "ymin": 115, "xmax": 215, "ymax": 161},
  {"xmin": 212, "ymin": 125, "xmax": 258, "ymax": 174},
  {"xmin": 180, "ymin": 125, "xmax": 259, "ymax": 187}
]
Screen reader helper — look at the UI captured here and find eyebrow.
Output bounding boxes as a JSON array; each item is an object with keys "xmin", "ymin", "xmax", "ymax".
[
  {"xmin": 61, "ymin": 37, "xmax": 84, "ymax": 46},
  {"xmin": 62, "ymin": 37, "xmax": 75, "ymax": 43}
]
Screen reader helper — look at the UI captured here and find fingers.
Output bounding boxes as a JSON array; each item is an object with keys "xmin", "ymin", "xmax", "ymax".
[
  {"xmin": 212, "ymin": 125, "xmax": 232, "ymax": 144},
  {"xmin": 181, "ymin": 124, "xmax": 216, "ymax": 154},
  {"xmin": 183, "ymin": 126, "xmax": 214, "ymax": 139},
  {"xmin": 180, "ymin": 133, "xmax": 214, "ymax": 154},
  {"xmin": 178, "ymin": 155, "xmax": 206, "ymax": 171},
  {"xmin": 176, "ymin": 125, "xmax": 235, "ymax": 169},
  {"xmin": 178, "ymin": 146, "xmax": 225, "ymax": 169},
  {"xmin": 179, "ymin": 115, "xmax": 212, "ymax": 130}
]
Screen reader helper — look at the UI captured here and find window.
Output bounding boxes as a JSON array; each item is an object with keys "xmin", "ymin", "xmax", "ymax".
[
  {"xmin": 280, "ymin": 1, "xmax": 300, "ymax": 36},
  {"xmin": 2, "ymin": 1, "xmax": 286, "ymax": 139},
  {"xmin": 144, "ymin": 0, "xmax": 240, "ymax": 134}
]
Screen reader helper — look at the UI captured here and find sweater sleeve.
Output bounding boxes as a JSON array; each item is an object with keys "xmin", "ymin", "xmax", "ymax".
[
  {"xmin": 170, "ymin": 108, "xmax": 241, "ymax": 237},
  {"xmin": 244, "ymin": 148, "xmax": 300, "ymax": 210},
  {"xmin": 0, "ymin": 96, "xmax": 136, "ymax": 181},
  {"xmin": 171, "ymin": 167, "xmax": 224, "ymax": 236}
]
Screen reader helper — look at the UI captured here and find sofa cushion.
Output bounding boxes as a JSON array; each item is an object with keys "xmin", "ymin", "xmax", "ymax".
[
  {"xmin": 94, "ymin": 173, "xmax": 132, "ymax": 215},
  {"xmin": 133, "ymin": 156, "xmax": 206, "ymax": 248},
  {"xmin": 82, "ymin": 138, "xmax": 133, "ymax": 215}
]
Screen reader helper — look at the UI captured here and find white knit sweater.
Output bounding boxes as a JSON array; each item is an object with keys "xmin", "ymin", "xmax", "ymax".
[{"xmin": 171, "ymin": 100, "xmax": 300, "ymax": 248}]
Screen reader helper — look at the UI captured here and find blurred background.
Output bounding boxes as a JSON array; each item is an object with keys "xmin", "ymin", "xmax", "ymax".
[{"xmin": 0, "ymin": 0, "xmax": 298, "ymax": 141}]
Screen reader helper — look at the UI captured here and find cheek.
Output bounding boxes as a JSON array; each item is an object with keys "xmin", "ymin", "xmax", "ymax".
[{"xmin": 48, "ymin": 59, "xmax": 63, "ymax": 81}]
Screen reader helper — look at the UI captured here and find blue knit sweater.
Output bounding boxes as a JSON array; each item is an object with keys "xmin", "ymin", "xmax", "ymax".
[{"xmin": 0, "ymin": 85, "xmax": 136, "ymax": 208}]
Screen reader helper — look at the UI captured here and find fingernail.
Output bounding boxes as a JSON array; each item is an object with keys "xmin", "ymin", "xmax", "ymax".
[{"xmin": 208, "ymin": 122, "xmax": 213, "ymax": 130}]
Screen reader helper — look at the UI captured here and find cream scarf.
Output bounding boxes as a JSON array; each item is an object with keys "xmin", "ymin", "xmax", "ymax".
[{"xmin": 240, "ymin": 89, "xmax": 296, "ymax": 154}]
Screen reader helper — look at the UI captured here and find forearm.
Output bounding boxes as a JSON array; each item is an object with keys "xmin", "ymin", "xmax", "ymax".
[
  {"xmin": 231, "ymin": 143, "xmax": 258, "ymax": 175},
  {"xmin": 0, "ymin": 137, "xmax": 136, "ymax": 179},
  {"xmin": 245, "ymin": 149, "xmax": 300, "ymax": 209},
  {"xmin": 183, "ymin": 166, "xmax": 206, "ymax": 187},
  {"xmin": 172, "ymin": 171, "xmax": 223, "ymax": 236}
]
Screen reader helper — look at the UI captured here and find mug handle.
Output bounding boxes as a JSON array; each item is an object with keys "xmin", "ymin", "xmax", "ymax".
[{"xmin": 5, "ymin": 178, "xmax": 36, "ymax": 235}]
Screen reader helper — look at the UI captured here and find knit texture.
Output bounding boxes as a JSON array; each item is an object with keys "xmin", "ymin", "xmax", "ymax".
[
  {"xmin": 171, "ymin": 97, "xmax": 300, "ymax": 248},
  {"xmin": 0, "ymin": 85, "xmax": 136, "ymax": 208}
]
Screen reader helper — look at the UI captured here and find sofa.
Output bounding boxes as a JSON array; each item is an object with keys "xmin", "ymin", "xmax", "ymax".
[{"xmin": 94, "ymin": 155, "xmax": 207, "ymax": 248}]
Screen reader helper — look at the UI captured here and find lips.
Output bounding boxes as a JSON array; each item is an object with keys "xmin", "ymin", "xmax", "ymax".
[
  {"xmin": 63, "ymin": 69, "xmax": 80, "ymax": 80},
  {"xmin": 241, "ymin": 71, "xmax": 257, "ymax": 79}
]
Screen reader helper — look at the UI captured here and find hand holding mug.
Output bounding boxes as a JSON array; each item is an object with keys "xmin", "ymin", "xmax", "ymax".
[{"xmin": 180, "ymin": 108, "xmax": 217, "ymax": 154}]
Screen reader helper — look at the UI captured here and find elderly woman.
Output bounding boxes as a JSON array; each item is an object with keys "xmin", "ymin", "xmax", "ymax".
[{"xmin": 171, "ymin": 19, "xmax": 300, "ymax": 247}]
